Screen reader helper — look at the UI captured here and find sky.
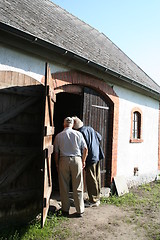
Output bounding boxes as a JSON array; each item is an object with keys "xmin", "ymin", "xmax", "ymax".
[{"xmin": 51, "ymin": 0, "xmax": 160, "ymax": 86}]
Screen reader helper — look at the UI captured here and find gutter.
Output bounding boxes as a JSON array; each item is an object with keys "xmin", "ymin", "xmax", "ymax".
[{"xmin": 0, "ymin": 22, "xmax": 159, "ymax": 98}]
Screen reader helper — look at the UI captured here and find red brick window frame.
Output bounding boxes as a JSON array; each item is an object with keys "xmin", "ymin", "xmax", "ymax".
[{"xmin": 130, "ymin": 107, "xmax": 143, "ymax": 143}]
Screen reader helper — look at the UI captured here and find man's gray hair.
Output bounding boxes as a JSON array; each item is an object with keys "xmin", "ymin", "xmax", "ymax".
[
  {"xmin": 72, "ymin": 116, "xmax": 83, "ymax": 129},
  {"xmin": 64, "ymin": 117, "xmax": 74, "ymax": 127}
]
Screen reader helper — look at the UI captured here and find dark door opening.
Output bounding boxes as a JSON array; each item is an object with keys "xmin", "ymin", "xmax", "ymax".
[
  {"xmin": 52, "ymin": 92, "xmax": 82, "ymax": 191},
  {"xmin": 54, "ymin": 92, "xmax": 82, "ymax": 135},
  {"xmin": 51, "ymin": 88, "xmax": 112, "ymax": 192}
]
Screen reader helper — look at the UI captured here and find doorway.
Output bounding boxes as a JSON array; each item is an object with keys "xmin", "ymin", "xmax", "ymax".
[
  {"xmin": 52, "ymin": 87, "xmax": 112, "ymax": 191},
  {"xmin": 54, "ymin": 92, "xmax": 83, "ymax": 135},
  {"xmin": 52, "ymin": 92, "xmax": 83, "ymax": 190}
]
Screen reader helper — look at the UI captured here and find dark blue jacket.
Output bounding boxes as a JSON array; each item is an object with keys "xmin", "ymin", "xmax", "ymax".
[{"xmin": 78, "ymin": 126, "xmax": 104, "ymax": 167}]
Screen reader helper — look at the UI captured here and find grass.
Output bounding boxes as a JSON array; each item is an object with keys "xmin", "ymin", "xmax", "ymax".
[
  {"xmin": 101, "ymin": 180, "xmax": 160, "ymax": 240},
  {"xmin": 101, "ymin": 192, "xmax": 139, "ymax": 207},
  {"xmin": 101, "ymin": 180, "xmax": 160, "ymax": 208},
  {"xmin": 0, "ymin": 211, "xmax": 69, "ymax": 240}
]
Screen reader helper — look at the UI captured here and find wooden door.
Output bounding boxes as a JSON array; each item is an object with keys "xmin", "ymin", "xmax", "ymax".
[
  {"xmin": 0, "ymin": 71, "xmax": 45, "ymax": 225},
  {"xmin": 41, "ymin": 63, "xmax": 55, "ymax": 227},
  {"xmin": 82, "ymin": 87, "xmax": 109, "ymax": 187}
]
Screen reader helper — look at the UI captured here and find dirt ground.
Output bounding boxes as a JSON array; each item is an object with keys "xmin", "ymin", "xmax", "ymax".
[
  {"xmin": 52, "ymin": 181, "xmax": 160, "ymax": 240},
  {"xmin": 65, "ymin": 205, "xmax": 142, "ymax": 240}
]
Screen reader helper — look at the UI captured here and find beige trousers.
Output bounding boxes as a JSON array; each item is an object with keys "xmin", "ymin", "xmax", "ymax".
[
  {"xmin": 59, "ymin": 156, "xmax": 84, "ymax": 214},
  {"xmin": 86, "ymin": 161, "xmax": 101, "ymax": 203}
]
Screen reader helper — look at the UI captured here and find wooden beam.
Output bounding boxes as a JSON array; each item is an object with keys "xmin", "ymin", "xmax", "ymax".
[
  {"xmin": 43, "ymin": 145, "xmax": 54, "ymax": 159},
  {"xmin": 0, "ymin": 123, "xmax": 41, "ymax": 134},
  {"xmin": 0, "ymin": 146, "xmax": 40, "ymax": 155},
  {"xmin": 47, "ymin": 95, "xmax": 54, "ymax": 126},
  {"xmin": 0, "ymin": 153, "xmax": 41, "ymax": 189},
  {"xmin": 0, "ymin": 85, "xmax": 44, "ymax": 97},
  {"xmin": 44, "ymin": 126, "xmax": 55, "ymax": 136},
  {"xmin": 47, "ymin": 157, "xmax": 52, "ymax": 187},
  {"xmin": 49, "ymin": 89, "xmax": 56, "ymax": 102},
  {"xmin": 0, "ymin": 97, "xmax": 39, "ymax": 124},
  {"xmin": 0, "ymin": 189, "xmax": 41, "ymax": 202}
]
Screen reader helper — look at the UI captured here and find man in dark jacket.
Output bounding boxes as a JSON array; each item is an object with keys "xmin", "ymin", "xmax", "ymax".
[{"xmin": 73, "ymin": 117, "xmax": 104, "ymax": 207}]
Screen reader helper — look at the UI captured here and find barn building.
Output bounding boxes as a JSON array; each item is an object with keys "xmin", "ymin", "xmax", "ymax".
[{"xmin": 0, "ymin": 0, "xmax": 160, "ymax": 226}]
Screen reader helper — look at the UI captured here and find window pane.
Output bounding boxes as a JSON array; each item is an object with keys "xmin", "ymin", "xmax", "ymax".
[{"xmin": 133, "ymin": 111, "xmax": 141, "ymax": 139}]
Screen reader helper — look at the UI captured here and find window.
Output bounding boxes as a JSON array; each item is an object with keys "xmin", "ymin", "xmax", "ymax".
[
  {"xmin": 130, "ymin": 108, "xmax": 143, "ymax": 143},
  {"xmin": 133, "ymin": 111, "xmax": 141, "ymax": 139}
]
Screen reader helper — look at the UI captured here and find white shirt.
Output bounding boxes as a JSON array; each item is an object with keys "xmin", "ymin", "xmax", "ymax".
[{"xmin": 54, "ymin": 127, "xmax": 87, "ymax": 157}]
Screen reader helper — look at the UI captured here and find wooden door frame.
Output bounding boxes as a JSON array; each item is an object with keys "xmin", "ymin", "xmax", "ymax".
[
  {"xmin": 51, "ymin": 71, "xmax": 119, "ymax": 185},
  {"xmin": 41, "ymin": 63, "xmax": 55, "ymax": 227}
]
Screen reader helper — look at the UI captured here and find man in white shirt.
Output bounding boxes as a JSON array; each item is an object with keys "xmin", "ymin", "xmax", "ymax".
[{"xmin": 54, "ymin": 117, "xmax": 88, "ymax": 217}]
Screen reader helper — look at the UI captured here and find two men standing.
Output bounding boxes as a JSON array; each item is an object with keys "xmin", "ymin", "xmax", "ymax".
[{"xmin": 54, "ymin": 116, "xmax": 104, "ymax": 217}]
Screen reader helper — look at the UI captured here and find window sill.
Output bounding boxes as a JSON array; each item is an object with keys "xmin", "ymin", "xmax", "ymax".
[{"xmin": 130, "ymin": 138, "xmax": 143, "ymax": 143}]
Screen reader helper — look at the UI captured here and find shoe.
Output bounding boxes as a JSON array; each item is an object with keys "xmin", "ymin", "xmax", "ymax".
[
  {"xmin": 75, "ymin": 212, "xmax": 83, "ymax": 218},
  {"xmin": 84, "ymin": 199, "xmax": 89, "ymax": 203},
  {"xmin": 56, "ymin": 208, "xmax": 69, "ymax": 217},
  {"xmin": 84, "ymin": 200, "xmax": 100, "ymax": 208},
  {"xmin": 92, "ymin": 200, "xmax": 100, "ymax": 207},
  {"xmin": 62, "ymin": 210, "xmax": 69, "ymax": 217},
  {"xmin": 84, "ymin": 200, "xmax": 94, "ymax": 208}
]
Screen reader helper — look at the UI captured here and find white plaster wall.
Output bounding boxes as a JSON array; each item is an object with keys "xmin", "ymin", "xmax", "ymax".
[
  {"xmin": 0, "ymin": 44, "xmax": 69, "ymax": 81},
  {"xmin": 114, "ymin": 85, "xmax": 159, "ymax": 181},
  {"xmin": 1, "ymin": 44, "xmax": 159, "ymax": 185}
]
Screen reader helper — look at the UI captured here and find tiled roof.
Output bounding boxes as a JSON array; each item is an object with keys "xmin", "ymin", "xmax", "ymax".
[{"xmin": 0, "ymin": 0, "xmax": 160, "ymax": 93}]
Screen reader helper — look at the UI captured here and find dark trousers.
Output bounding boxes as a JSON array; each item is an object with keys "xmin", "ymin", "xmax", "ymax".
[{"xmin": 86, "ymin": 161, "xmax": 101, "ymax": 203}]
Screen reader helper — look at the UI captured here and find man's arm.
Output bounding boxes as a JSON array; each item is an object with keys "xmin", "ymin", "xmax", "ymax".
[
  {"xmin": 95, "ymin": 131, "xmax": 102, "ymax": 142},
  {"xmin": 82, "ymin": 147, "xmax": 88, "ymax": 169}
]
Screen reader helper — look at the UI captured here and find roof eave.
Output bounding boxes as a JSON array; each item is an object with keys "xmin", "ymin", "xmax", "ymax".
[{"xmin": 0, "ymin": 22, "xmax": 159, "ymax": 99}]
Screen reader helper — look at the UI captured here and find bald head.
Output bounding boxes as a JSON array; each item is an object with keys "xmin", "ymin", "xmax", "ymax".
[{"xmin": 64, "ymin": 117, "xmax": 74, "ymax": 128}]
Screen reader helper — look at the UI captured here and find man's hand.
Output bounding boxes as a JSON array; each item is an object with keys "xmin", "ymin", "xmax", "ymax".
[
  {"xmin": 82, "ymin": 161, "xmax": 86, "ymax": 169},
  {"xmin": 82, "ymin": 147, "xmax": 88, "ymax": 169}
]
